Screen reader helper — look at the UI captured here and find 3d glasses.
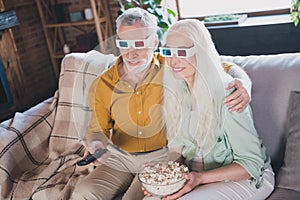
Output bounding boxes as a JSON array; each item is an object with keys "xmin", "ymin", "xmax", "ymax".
[
  {"xmin": 116, "ymin": 33, "xmax": 155, "ymax": 49},
  {"xmin": 159, "ymin": 46, "xmax": 196, "ymax": 58}
]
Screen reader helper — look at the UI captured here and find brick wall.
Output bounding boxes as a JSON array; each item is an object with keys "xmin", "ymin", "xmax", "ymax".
[
  {"xmin": 0, "ymin": 0, "xmax": 120, "ymax": 121},
  {"xmin": 108, "ymin": 0, "xmax": 120, "ymax": 34},
  {"xmin": 1, "ymin": 0, "xmax": 56, "ymax": 121}
]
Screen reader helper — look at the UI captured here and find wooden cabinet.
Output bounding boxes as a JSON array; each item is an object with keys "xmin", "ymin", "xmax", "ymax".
[{"xmin": 35, "ymin": 0, "xmax": 114, "ymax": 79}]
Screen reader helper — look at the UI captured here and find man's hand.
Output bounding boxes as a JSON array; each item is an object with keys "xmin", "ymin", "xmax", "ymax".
[
  {"xmin": 224, "ymin": 79, "xmax": 250, "ymax": 113},
  {"xmin": 84, "ymin": 141, "xmax": 110, "ymax": 166}
]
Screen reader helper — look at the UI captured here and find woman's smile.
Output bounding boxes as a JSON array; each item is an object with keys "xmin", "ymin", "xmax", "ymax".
[{"xmin": 171, "ymin": 66, "xmax": 185, "ymax": 73}]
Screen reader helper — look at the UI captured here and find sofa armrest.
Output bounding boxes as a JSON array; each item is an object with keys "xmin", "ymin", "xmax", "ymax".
[
  {"xmin": 0, "ymin": 95, "xmax": 57, "ymax": 182},
  {"xmin": 0, "ymin": 50, "xmax": 117, "ymax": 199},
  {"xmin": 48, "ymin": 50, "xmax": 117, "ymax": 155}
]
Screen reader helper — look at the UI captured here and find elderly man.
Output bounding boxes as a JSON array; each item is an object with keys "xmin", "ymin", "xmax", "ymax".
[{"xmin": 72, "ymin": 7, "xmax": 251, "ymax": 200}]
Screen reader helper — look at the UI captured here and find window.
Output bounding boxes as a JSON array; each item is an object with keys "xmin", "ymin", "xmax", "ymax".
[{"xmin": 177, "ymin": 0, "xmax": 291, "ymax": 19}]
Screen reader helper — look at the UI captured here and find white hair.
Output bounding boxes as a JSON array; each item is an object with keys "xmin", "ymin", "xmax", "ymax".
[
  {"xmin": 116, "ymin": 7, "xmax": 158, "ymax": 33},
  {"xmin": 163, "ymin": 19, "xmax": 234, "ymax": 159}
]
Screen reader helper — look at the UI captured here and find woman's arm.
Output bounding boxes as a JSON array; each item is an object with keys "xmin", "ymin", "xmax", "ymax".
[
  {"xmin": 162, "ymin": 163, "xmax": 250, "ymax": 200},
  {"xmin": 193, "ymin": 163, "xmax": 250, "ymax": 184}
]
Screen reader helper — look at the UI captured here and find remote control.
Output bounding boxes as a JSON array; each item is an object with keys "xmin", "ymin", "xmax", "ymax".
[{"xmin": 76, "ymin": 148, "xmax": 108, "ymax": 166}]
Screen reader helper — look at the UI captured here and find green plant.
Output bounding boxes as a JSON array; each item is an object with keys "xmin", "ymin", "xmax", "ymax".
[
  {"xmin": 204, "ymin": 14, "xmax": 244, "ymax": 22},
  {"xmin": 291, "ymin": 0, "xmax": 300, "ymax": 26},
  {"xmin": 116, "ymin": 0, "xmax": 177, "ymax": 33}
]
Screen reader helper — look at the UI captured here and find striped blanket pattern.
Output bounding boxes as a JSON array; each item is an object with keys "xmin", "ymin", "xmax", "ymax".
[{"xmin": 0, "ymin": 50, "xmax": 116, "ymax": 200}]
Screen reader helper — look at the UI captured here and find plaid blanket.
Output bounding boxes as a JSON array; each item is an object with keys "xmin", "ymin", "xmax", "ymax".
[{"xmin": 0, "ymin": 50, "xmax": 117, "ymax": 200}]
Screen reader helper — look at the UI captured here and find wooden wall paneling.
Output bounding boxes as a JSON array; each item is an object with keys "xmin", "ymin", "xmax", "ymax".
[
  {"xmin": 0, "ymin": 0, "xmax": 57, "ymax": 122},
  {"xmin": 0, "ymin": 30, "xmax": 25, "ymax": 117}
]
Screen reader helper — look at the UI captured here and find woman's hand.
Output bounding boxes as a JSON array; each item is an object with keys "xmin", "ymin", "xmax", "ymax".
[
  {"xmin": 142, "ymin": 187, "xmax": 152, "ymax": 197},
  {"xmin": 162, "ymin": 172, "xmax": 203, "ymax": 200}
]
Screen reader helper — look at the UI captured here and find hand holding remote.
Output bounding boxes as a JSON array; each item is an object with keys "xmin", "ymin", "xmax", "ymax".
[{"xmin": 77, "ymin": 148, "xmax": 108, "ymax": 166}]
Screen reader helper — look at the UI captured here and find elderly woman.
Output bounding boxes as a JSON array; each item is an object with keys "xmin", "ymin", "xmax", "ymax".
[{"xmin": 145, "ymin": 19, "xmax": 275, "ymax": 200}]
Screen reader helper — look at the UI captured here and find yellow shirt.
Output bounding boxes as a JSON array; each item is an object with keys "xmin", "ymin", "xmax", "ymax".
[{"xmin": 86, "ymin": 54, "xmax": 167, "ymax": 152}]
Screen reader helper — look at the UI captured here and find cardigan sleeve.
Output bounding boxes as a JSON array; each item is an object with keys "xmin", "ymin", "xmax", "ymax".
[{"xmin": 224, "ymin": 104, "xmax": 270, "ymax": 187}]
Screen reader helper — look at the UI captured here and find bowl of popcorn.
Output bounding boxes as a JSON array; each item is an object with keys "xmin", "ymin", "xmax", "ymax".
[{"xmin": 138, "ymin": 161, "xmax": 189, "ymax": 197}]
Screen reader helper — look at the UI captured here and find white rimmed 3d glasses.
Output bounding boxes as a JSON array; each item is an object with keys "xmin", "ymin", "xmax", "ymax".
[
  {"xmin": 159, "ymin": 46, "xmax": 196, "ymax": 58},
  {"xmin": 116, "ymin": 33, "xmax": 156, "ymax": 49}
]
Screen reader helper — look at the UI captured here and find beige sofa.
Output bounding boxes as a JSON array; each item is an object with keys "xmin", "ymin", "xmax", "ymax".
[
  {"xmin": 221, "ymin": 53, "xmax": 300, "ymax": 199},
  {"xmin": 0, "ymin": 50, "xmax": 300, "ymax": 199}
]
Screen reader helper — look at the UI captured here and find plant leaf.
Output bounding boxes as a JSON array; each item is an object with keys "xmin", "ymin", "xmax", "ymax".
[
  {"xmin": 158, "ymin": 21, "xmax": 169, "ymax": 29},
  {"xmin": 291, "ymin": 12, "xmax": 297, "ymax": 19},
  {"xmin": 168, "ymin": 14, "xmax": 173, "ymax": 24},
  {"xmin": 294, "ymin": 18, "xmax": 299, "ymax": 26},
  {"xmin": 148, "ymin": 0, "xmax": 155, "ymax": 8},
  {"xmin": 167, "ymin": 8, "xmax": 176, "ymax": 17},
  {"xmin": 154, "ymin": 8, "xmax": 164, "ymax": 18},
  {"xmin": 154, "ymin": 0, "xmax": 162, "ymax": 5},
  {"xmin": 146, "ymin": 7, "xmax": 155, "ymax": 15}
]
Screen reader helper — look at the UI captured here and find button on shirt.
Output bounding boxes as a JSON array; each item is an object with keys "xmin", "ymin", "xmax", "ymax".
[{"xmin": 86, "ymin": 54, "xmax": 167, "ymax": 153}]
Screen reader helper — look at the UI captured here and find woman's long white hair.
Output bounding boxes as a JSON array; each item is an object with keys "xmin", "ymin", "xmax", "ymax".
[{"xmin": 163, "ymin": 19, "xmax": 233, "ymax": 159}]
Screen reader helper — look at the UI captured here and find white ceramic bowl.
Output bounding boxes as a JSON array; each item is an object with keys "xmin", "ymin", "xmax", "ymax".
[{"xmin": 138, "ymin": 162, "xmax": 188, "ymax": 197}]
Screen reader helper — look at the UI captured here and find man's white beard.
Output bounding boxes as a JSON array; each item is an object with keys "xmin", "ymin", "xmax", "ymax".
[{"xmin": 124, "ymin": 52, "xmax": 153, "ymax": 74}]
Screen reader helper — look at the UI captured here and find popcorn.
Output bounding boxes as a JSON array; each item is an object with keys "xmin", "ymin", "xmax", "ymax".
[{"xmin": 138, "ymin": 161, "xmax": 189, "ymax": 197}]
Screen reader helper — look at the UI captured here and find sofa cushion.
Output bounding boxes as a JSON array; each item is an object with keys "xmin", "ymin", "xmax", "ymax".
[
  {"xmin": 275, "ymin": 91, "xmax": 300, "ymax": 192},
  {"xmin": 221, "ymin": 53, "xmax": 300, "ymax": 173},
  {"xmin": 267, "ymin": 188, "xmax": 300, "ymax": 200}
]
